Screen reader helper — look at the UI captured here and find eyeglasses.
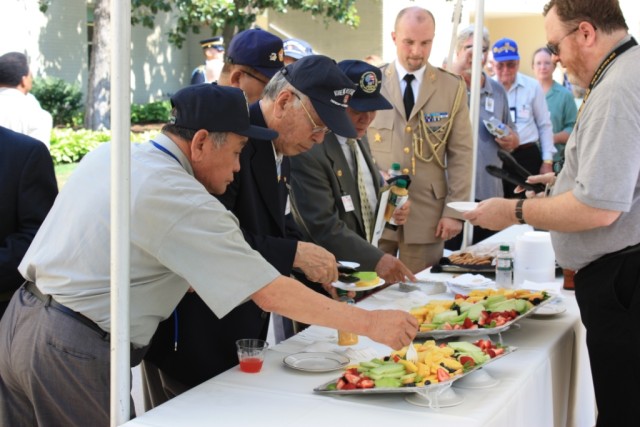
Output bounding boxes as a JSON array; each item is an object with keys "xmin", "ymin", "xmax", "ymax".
[
  {"xmin": 495, "ymin": 61, "xmax": 518, "ymax": 70},
  {"xmin": 464, "ymin": 45, "xmax": 489, "ymax": 53},
  {"xmin": 292, "ymin": 93, "xmax": 330, "ymax": 135},
  {"xmin": 241, "ymin": 70, "xmax": 269, "ymax": 85},
  {"xmin": 546, "ymin": 25, "xmax": 580, "ymax": 56}
]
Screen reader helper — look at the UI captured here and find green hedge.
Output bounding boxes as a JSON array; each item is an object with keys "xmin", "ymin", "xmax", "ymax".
[
  {"xmin": 131, "ymin": 101, "xmax": 171, "ymax": 124},
  {"xmin": 50, "ymin": 128, "xmax": 160, "ymax": 165}
]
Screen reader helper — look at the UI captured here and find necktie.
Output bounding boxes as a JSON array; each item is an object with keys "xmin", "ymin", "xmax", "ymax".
[
  {"xmin": 347, "ymin": 139, "xmax": 374, "ymax": 242},
  {"xmin": 403, "ymin": 74, "xmax": 415, "ymax": 120}
]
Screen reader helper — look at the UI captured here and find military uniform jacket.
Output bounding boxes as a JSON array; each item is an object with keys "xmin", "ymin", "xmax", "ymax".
[
  {"xmin": 290, "ymin": 134, "xmax": 384, "ymax": 271},
  {"xmin": 366, "ymin": 62, "xmax": 473, "ymax": 245}
]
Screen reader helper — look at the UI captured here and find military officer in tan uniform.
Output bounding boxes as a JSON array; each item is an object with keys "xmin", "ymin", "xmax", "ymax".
[{"xmin": 367, "ymin": 6, "xmax": 473, "ymax": 273}]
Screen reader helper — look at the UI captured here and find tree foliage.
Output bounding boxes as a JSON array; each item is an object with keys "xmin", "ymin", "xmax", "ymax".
[{"xmin": 131, "ymin": 0, "xmax": 360, "ymax": 48}]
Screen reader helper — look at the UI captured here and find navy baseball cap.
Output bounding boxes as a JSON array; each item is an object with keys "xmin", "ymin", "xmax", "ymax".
[
  {"xmin": 281, "ymin": 55, "xmax": 357, "ymax": 138},
  {"xmin": 283, "ymin": 38, "xmax": 313, "ymax": 60},
  {"xmin": 338, "ymin": 60, "xmax": 392, "ymax": 112},
  {"xmin": 492, "ymin": 38, "xmax": 520, "ymax": 62},
  {"xmin": 170, "ymin": 83, "xmax": 278, "ymax": 140},
  {"xmin": 200, "ymin": 36, "xmax": 224, "ymax": 52},
  {"xmin": 226, "ymin": 29, "xmax": 284, "ymax": 79}
]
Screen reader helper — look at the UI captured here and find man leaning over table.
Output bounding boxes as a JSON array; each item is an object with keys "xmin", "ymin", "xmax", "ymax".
[
  {"xmin": 0, "ymin": 83, "xmax": 418, "ymax": 427},
  {"xmin": 465, "ymin": 0, "xmax": 640, "ymax": 425},
  {"xmin": 367, "ymin": 6, "xmax": 474, "ymax": 274},
  {"xmin": 142, "ymin": 55, "xmax": 374, "ymax": 410},
  {"xmin": 290, "ymin": 59, "xmax": 416, "ymax": 285}
]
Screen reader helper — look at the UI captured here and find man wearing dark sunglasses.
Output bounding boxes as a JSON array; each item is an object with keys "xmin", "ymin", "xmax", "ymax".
[{"xmin": 491, "ymin": 37, "xmax": 555, "ymax": 197}]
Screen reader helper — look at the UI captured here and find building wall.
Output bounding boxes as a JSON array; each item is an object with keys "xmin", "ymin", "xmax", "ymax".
[{"xmin": 266, "ymin": 2, "xmax": 383, "ymax": 62}]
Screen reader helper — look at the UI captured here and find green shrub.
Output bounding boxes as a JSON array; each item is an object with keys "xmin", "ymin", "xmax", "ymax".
[
  {"xmin": 50, "ymin": 128, "xmax": 160, "ymax": 165},
  {"xmin": 131, "ymin": 100, "xmax": 171, "ymax": 124},
  {"xmin": 31, "ymin": 77, "xmax": 84, "ymax": 127}
]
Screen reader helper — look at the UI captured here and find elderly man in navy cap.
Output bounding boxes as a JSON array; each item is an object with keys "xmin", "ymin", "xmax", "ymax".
[
  {"xmin": 290, "ymin": 59, "xmax": 417, "ymax": 286},
  {"xmin": 190, "ymin": 36, "xmax": 225, "ymax": 84},
  {"xmin": 283, "ymin": 37, "xmax": 314, "ymax": 64},
  {"xmin": 491, "ymin": 37, "xmax": 555, "ymax": 196},
  {"xmin": 218, "ymin": 28, "xmax": 284, "ymax": 103},
  {"xmin": 1, "ymin": 83, "xmax": 417, "ymax": 424},
  {"xmin": 142, "ymin": 55, "xmax": 370, "ymax": 408}
]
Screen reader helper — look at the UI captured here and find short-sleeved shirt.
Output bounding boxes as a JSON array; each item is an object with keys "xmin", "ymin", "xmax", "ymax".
[
  {"xmin": 551, "ymin": 39, "xmax": 640, "ymax": 270},
  {"xmin": 19, "ymin": 134, "xmax": 280, "ymax": 346},
  {"xmin": 0, "ymin": 88, "xmax": 53, "ymax": 147},
  {"xmin": 475, "ymin": 74, "xmax": 516, "ymax": 200}
]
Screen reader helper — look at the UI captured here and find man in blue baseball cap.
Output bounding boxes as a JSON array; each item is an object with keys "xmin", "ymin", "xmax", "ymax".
[
  {"xmin": 491, "ymin": 37, "xmax": 555, "ymax": 196},
  {"xmin": 283, "ymin": 37, "xmax": 314, "ymax": 64},
  {"xmin": 142, "ymin": 55, "xmax": 361, "ymax": 408},
  {"xmin": 190, "ymin": 36, "xmax": 225, "ymax": 85},
  {"xmin": 218, "ymin": 28, "xmax": 284, "ymax": 102},
  {"xmin": 290, "ymin": 59, "xmax": 417, "ymax": 288}
]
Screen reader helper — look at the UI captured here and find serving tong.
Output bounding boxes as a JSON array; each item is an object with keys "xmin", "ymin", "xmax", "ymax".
[{"xmin": 486, "ymin": 149, "xmax": 546, "ymax": 193}]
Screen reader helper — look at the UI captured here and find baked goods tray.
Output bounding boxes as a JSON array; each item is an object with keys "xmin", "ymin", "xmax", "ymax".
[
  {"xmin": 313, "ymin": 346, "xmax": 516, "ymax": 395},
  {"xmin": 416, "ymin": 295, "xmax": 558, "ymax": 339}
]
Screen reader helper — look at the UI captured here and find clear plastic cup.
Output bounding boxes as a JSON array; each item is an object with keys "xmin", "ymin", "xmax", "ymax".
[{"xmin": 236, "ymin": 339, "xmax": 269, "ymax": 373}]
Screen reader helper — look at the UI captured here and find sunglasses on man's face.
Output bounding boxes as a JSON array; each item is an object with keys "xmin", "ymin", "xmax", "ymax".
[{"xmin": 495, "ymin": 61, "xmax": 518, "ymax": 70}]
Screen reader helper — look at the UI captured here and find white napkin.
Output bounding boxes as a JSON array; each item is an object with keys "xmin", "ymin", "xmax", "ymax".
[{"xmin": 447, "ymin": 273, "xmax": 493, "ymax": 287}]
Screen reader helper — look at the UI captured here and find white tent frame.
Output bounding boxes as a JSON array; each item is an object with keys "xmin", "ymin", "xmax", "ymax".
[{"xmin": 108, "ymin": 0, "xmax": 486, "ymax": 423}]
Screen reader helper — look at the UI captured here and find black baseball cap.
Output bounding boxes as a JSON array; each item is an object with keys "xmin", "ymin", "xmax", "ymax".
[
  {"xmin": 170, "ymin": 83, "xmax": 278, "ymax": 140},
  {"xmin": 281, "ymin": 55, "xmax": 357, "ymax": 138},
  {"xmin": 226, "ymin": 29, "xmax": 284, "ymax": 79},
  {"xmin": 338, "ymin": 60, "xmax": 392, "ymax": 112}
]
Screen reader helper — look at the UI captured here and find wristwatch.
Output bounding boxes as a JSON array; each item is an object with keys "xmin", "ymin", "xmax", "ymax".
[{"xmin": 515, "ymin": 199, "xmax": 526, "ymax": 224}]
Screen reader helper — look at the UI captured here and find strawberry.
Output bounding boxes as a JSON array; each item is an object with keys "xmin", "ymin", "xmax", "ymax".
[
  {"xmin": 344, "ymin": 372, "xmax": 361, "ymax": 385},
  {"xmin": 493, "ymin": 347, "xmax": 505, "ymax": 356},
  {"xmin": 336, "ymin": 378, "xmax": 347, "ymax": 390},
  {"xmin": 487, "ymin": 348, "xmax": 496, "ymax": 358},
  {"xmin": 459, "ymin": 355, "xmax": 476, "ymax": 367},
  {"xmin": 357, "ymin": 379, "xmax": 375, "ymax": 389},
  {"xmin": 343, "ymin": 383, "xmax": 357, "ymax": 390},
  {"xmin": 436, "ymin": 367, "xmax": 450, "ymax": 382},
  {"xmin": 462, "ymin": 317, "xmax": 474, "ymax": 329}
]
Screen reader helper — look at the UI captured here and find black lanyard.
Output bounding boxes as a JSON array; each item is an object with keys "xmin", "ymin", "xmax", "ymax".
[{"xmin": 577, "ymin": 37, "xmax": 638, "ymax": 121}]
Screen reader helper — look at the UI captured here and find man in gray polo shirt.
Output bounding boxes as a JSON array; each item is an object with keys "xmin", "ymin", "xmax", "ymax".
[{"xmin": 0, "ymin": 84, "xmax": 418, "ymax": 427}]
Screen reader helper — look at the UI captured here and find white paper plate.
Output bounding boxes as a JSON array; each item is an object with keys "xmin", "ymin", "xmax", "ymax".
[
  {"xmin": 332, "ymin": 278, "xmax": 386, "ymax": 292},
  {"xmin": 283, "ymin": 352, "xmax": 350, "ymax": 372},
  {"xmin": 531, "ymin": 301, "xmax": 567, "ymax": 317},
  {"xmin": 447, "ymin": 201, "xmax": 479, "ymax": 213}
]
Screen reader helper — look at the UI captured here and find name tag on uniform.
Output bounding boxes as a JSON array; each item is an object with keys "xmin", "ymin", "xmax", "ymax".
[
  {"xmin": 424, "ymin": 112, "xmax": 449, "ymax": 123},
  {"xmin": 341, "ymin": 195, "xmax": 355, "ymax": 212},
  {"xmin": 285, "ymin": 195, "xmax": 291, "ymax": 215},
  {"xmin": 485, "ymin": 97, "xmax": 494, "ymax": 113}
]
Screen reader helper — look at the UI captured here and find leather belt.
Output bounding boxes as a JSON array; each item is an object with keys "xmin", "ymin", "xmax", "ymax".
[
  {"xmin": 24, "ymin": 281, "xmax": 109, "ymax": 339},
  {"xmin": 513, "ymin": 142, "xmax": 538, "ymax": 152}
]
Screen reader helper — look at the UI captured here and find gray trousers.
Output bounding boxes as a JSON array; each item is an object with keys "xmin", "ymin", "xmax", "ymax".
[{"xmin": 0, "ymin": 285, "xmax": 145, "ymax": 427}]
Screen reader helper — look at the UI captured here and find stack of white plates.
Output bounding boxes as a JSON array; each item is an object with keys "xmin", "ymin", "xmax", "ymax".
[{"xmin": 446, "ymin": 273, "xmax": 494, "ymax": 295}]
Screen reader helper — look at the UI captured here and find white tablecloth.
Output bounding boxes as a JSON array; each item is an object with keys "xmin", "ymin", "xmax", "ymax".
[{"xmin": 123, "ymin": 226, "xmax": 596, "ymax": 427}]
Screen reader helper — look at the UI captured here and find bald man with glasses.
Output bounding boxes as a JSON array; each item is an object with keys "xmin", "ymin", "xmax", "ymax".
[{"xmin": 491, "ymin": 38, "xmax": 555, "ymax": 197}]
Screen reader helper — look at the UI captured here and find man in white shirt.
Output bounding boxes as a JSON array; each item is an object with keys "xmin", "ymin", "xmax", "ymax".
[
  {"xmin": 0, "ymin": 52, "xmax": 53, "ymax": 147},
  {"xmin": 491, "ymin": 38, "xmax": 555, "ymax": 196}
]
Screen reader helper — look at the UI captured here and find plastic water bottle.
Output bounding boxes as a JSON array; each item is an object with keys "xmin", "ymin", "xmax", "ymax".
[{"xmin": 495, "ymin": 244, "xmax": 513, "ymax": 288}]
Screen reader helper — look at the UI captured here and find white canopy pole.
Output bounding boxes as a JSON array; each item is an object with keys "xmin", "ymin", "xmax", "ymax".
[
  {"xmin": 446, "ymin": 0, "xmax": 464, "ymax": 71},
  {"xmin": 110, "ymin": 0, "xmax": 131, "ymax": 425},
  {"xmin": 461, "ymin": 0, "xmax": 485, "ymax": 249}
]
